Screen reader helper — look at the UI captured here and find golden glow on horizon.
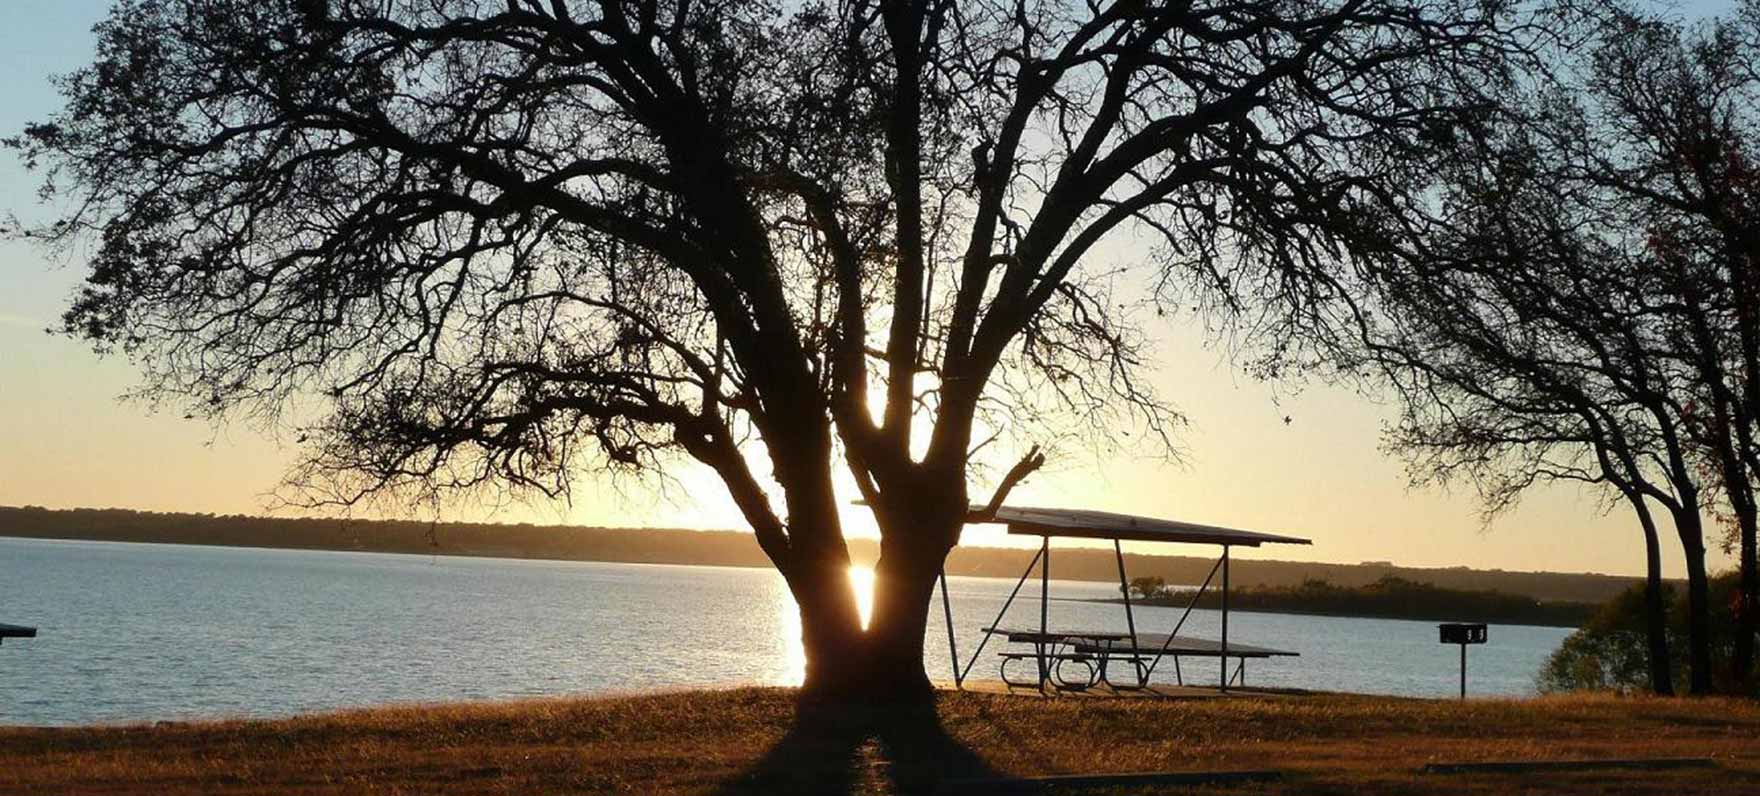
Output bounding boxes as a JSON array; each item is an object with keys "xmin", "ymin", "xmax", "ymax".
[{"xmin": 0, "ymin": 275, "xmax": 1727, "ymax": 579}]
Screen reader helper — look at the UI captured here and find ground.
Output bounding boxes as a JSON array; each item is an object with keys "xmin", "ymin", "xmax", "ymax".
[{"xmin": 3, "ymin": 686, "xmax": 1758, "ymax": 795}]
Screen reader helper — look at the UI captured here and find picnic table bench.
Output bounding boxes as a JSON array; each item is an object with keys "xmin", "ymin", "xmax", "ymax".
[{"xmin": 985, "ymin": 628, "xmax": 1128, "ymax": 690}]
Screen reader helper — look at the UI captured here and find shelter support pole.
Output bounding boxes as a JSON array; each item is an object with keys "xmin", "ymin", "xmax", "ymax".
[
  {"xmin": 1039, "ymin": 535, "xmax": 1050, "ymax": 689},
  {"xmin": 940, "ymin": 570, "xmax": 960, "ymax": 688},
  {"xmin": 1145, "ymin": 556, "xmax": 1224, "ymax": 678},
  {"xmin": 958, "ymin": 546, "xmax": 1043, "ymax": 685},
  {"xmin": 1221, "ymin": 545, "xmax": 1230, "ymax": 692},
  {"xmin": 1114, "ymin": 539, "xmax": 1141, "ymax": 684}
]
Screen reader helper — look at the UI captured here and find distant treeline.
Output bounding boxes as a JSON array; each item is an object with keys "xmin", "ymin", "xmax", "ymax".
[
  {"xmin": 1114, "ymin": 575, "xmax": 1597, "ymax": 627},
  {"xmin": 0, "ymin": 505, "xmax": 1658, "ymax": 604}
]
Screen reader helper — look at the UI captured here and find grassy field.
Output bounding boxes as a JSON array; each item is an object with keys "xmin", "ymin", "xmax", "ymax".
[{"xmin": 3, "ymin": 687, "xmax": 1758, "ymax": 795}]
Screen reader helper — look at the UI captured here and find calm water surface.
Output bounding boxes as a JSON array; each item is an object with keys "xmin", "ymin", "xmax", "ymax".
[{"xmin": 0, "ymin": 537, "xmax": 1571, "ymax": 726}]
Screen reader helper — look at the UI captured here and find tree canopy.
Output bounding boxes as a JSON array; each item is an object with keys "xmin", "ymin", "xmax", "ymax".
[
  {"xmin": 11, "ymin": 0, "xmax": 1547, "ymax": 697},
  {"xmin": 1354, "ymin": 0, "xmax": 1760, "ymax": 693}
]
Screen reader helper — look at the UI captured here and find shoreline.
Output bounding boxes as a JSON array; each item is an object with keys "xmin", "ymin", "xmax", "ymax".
[
  {"xmin": 5, "ymin": 534, "xmax": 1589, "ymax": 628},
  {"xmin": 0, "ymin": 502, "xmax": 1659, "ymax": 605}
]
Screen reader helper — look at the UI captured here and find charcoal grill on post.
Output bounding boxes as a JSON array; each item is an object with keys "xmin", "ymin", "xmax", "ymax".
[
  {"xmin": 1438, "ymin": 622, "xmax": 1487, "ymax": 698},
  {"xmin": 0, "ymin": 623, "xmax": 34, "ymax": 646}
]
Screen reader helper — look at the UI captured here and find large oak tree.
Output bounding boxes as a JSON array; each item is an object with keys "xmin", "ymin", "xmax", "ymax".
[{"xmin": 11, "ymin": 0, "xmax": 1536, "ymax": 699}]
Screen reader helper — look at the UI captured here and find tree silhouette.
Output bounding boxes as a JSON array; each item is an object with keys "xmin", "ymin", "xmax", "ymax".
[
  {"xmin": 1581, "ymin": 4, "xmax": 1760, "ymax": 689},
  {"xmin": 10, "ymin": 0, "xmax": 1538, "ymax": 699},
  {"xmin": 1355, "ymin": 0, "xmax": 1760, "ymax": 693},
  {"xmin": 1362, "ymin": 146, "xmax": 1710, "ymax": 692}
]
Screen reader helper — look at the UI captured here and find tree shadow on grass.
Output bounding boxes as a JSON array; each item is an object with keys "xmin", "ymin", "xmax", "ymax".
[{"xmin": 716, "ymin": 697, "xmax": 999, "ymax": 796}]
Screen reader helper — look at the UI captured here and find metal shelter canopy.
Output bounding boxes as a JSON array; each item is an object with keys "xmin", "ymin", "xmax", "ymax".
[
  {"xmin": 946, "ymin": 505, "xmax": 1311, "ymax": 693},
  {"xmin": 973, "ymin": 505, "xmax": 1312, "ymax": 547}
]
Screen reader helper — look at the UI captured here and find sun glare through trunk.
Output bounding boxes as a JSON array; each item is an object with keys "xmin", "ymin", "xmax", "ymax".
[
  {"xmin": 774, "ymin": 575, "xmax": 805, "ymax": 686},
  {"xmin": 849, "ymin": 565, "xmax": 875, "ymax": 630}
]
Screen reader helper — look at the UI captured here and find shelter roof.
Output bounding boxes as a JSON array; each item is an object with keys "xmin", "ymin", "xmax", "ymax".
[{"xmin": 971, "ymin": 505, "xmax": 1310, "ymax": 547}]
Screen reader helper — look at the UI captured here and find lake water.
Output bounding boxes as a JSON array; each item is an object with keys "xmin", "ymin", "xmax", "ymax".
[{"xmin": 0, "ymin": 536, "xmax": 1572, "ymax": 726}]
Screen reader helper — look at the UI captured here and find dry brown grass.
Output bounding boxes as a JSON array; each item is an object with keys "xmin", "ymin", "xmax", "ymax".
[{"xmin": 2, "ymin": 687, "xmax": 1757, "ymax": 795}]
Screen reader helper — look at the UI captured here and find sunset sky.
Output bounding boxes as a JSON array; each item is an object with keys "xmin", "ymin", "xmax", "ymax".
[{"xmin": 0, "ymin": 0, "xmax": 1742, "ymax": 580}]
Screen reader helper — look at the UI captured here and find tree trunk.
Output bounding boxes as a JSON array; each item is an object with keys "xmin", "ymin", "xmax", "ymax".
[
  {"xmin": 1678, "ymin": 516, "xmax": 1714, "ymax": 695},
  {"xmin": 1632, "ymin": 497, "xmax": 1675, "ymax": 695},
  {"xmin": 857, "ymin": 495, "xmax": 965, "ymax": 701},
  {"xmin": 791, "ymin": 490, "xmax": 965, "ymax": 704},
  {"xmin": 862, "ymin": 546, "xmax": 945, "ymax": 701},
  {"xmin": 786, "ymin": 530, "xmax": 955, "ymax": 703},
  {"xmin": 1734, "ymin": 499, "xmax": 1758, "ymax": 690},
  {"xmin": 1720, "ymin": 224, "xmax": 1760, "ymax": 693},
  {"xmin": 790, "ymin": 552, "xmax": 947, "ymax": 703},
  {"xmin": 788, "ymin": 551, "xmax": 868, "ymax": 698},
  {"xmin": 1708, "ymin": 406, "xmax": 1758, "ymax": 687}
]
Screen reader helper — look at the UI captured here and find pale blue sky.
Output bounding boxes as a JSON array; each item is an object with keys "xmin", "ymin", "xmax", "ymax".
[{"xmin": 0, "ymin": 0, "xmax": 1741, "ymax": 577}]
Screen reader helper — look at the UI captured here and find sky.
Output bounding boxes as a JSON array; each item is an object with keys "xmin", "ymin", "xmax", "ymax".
[{"xmin": 0, "ymin": 1, "xmax": 1742, "ymax": 579}]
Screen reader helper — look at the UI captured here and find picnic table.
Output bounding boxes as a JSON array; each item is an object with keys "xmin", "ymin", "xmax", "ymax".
[
  {"xmin": 986, "ymin": 626, "xmax": 1298, "ymax": 691},
  {"xmin": 984, "ymin": 627, "xmax": 1129, "ymax": 691},
  {"xmin": 0, "ymin": 623, "xmax": 36, "ymax": 646}
]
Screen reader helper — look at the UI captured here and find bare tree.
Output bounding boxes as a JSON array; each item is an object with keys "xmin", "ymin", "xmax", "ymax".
[
  {"xmin": 1578, "ymin": 4, "xmax": 1760, "ymax": 687},
  {"xmin": 10, "ymin": 0, "xmax": 1536, "ymax": 699},
  {"xmin": 1354, "ymin": 0, "xmax": 1760, "ymax": 693},
  {"xmin": 1363, "ymin": 176, "xmax": 1709, "ymax": 693}
]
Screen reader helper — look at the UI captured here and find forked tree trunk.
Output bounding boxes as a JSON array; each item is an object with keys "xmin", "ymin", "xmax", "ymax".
[
  {"xmin": 792, "ymin": 552, "xmax": 947, "ymax": 703},
  {"xmin": 789, "ymin": 499, "xmax": 961, "ymax": 703}
]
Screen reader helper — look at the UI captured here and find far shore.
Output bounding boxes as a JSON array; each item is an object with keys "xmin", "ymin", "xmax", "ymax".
[
  {"xmin": 1, "ymin": 505, "xmax": 1659, "ymax": 604},
  {"xmin": 1085, "ymin": 597, "xmax": 1589, "ymax": 627},
  {"xmin": 1086, "ymin": 573, "xmax": 1599, "ymax": 628},
  {"xmin": 4, "ymin": 687, "xmax": 1757, "ymax": 795}
]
